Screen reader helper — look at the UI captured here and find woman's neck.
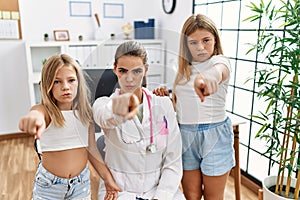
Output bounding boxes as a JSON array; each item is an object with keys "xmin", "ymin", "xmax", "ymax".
[{"xmin": 134, "ymin": 88, "xmax": 143, "ymax": 104}]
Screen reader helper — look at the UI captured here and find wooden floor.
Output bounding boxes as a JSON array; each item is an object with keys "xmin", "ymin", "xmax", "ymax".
[{"xmin": 0, "ymin": 135, "xmax": 258, "ymax": 200}]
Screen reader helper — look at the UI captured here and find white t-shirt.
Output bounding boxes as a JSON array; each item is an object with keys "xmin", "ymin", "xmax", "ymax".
[{"xmin": 174, "ymin": 55, "xmax": 231, "ymax": 124}]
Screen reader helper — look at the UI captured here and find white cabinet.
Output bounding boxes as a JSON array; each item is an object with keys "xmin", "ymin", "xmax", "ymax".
[
  {"xmin": 25, "ymin": 42, "xmax": 64, "ymax": 106},
  {"xmin": 25, "ymin": 40, "xmax": 166, "ymax": 106},
  {"xmin": 97, "ymin": 40, "xmax": 166, "ymax": 90}
]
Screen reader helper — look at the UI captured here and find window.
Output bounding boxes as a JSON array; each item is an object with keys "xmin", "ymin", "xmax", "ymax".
[{"xmin": 193, "ymin": 0, "xmax": 290, "ymax": 184}]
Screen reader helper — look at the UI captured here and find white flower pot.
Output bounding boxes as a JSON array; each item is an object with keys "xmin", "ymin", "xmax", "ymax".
[{"xmin": 263, "ymin": 175, "xmax": 299, "ymax": 200}]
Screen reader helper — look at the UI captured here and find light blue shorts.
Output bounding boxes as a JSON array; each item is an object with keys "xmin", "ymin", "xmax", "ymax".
[
  {"xmin": 179, "ymin": 117, "xmax": 235, "ymax": 176},
  {"xmin": 32, "ymin": 162, "xmax": 91, "ymax": 200}
]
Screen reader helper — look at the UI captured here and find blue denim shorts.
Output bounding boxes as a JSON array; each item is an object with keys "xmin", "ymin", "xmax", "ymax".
[
  {"xmin": 179, "ymin": 117, "xmax": 235, "ymax": 176},
  {"xmin": 32, "ymin": 162, "xmax": 91, "ymax": 200}
]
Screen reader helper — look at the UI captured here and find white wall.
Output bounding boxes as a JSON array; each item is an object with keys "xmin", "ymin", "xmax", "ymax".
[
  {"xmin": 0, "ymin": 41, "xmax": 31, "ymax": 134},
  {"xmin": 158, "ymin": 1, "xmax": 193, "ymax": 86},
  {"xmin": 0, "ymin": 0, "xmax": 193, "ymax": 134},
  {"xmin": 19, "ymin": 0, "xmax": 162, "ymax": 42}
]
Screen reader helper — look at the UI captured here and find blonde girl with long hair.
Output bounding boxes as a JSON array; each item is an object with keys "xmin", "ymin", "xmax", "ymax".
[
  {"xmin": 19, "ymin": 54, "xmax": 121, "ymax": 200},
  {"xmin": 154, "ymin": 14, "xmax": 234, "ymax": 200}
]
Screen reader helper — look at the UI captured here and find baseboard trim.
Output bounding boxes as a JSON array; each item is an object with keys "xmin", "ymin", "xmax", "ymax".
[
  {"xmin": 241, "ymin": 174, "xmax": 262, "ymax": 195},
  {"xmin": 230, "ymin": 170, "xmax": 262, "ymax": 196},
  {"xmin": 0, "ymin": 132, "xmax": 32, "ymax": 141}
]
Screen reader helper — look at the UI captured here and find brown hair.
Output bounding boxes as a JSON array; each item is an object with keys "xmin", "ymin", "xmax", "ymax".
[
  {"xmin": 114, "ymin": 40, "xmax": 148, "ymax": 66},
  {"xmin": 114, "ymin": 40, "xmax": 148, "ymax": 87}
]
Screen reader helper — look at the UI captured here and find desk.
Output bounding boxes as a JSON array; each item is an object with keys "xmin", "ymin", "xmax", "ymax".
[{"xmin": 228, "ymin": 113, "xmax": 246, "ymax": 200}]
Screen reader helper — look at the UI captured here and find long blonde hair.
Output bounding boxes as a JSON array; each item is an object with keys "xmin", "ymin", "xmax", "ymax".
[
  {"xmin": 174, "ymin": 14, "xmax": 224, "ymax": 87},
  {"xmin": 40, "ymin": 54, "xmax": 93, "ymax": 127}
]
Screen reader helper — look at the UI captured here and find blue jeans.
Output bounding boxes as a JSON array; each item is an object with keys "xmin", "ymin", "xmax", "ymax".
[{"xmin": 32, "ymin": 162, "xmax": 91, "ymax": 200}]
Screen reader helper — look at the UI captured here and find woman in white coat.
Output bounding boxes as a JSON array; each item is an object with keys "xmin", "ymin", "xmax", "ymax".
[{"xmin": 93, "ymin": 41, "xmax": 185, "ymax": 200}]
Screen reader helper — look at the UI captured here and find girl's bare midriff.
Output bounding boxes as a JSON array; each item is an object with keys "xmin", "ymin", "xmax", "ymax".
[{"xmin": 42, "ymin": 147, "xmax": 88, "ymax": 178}]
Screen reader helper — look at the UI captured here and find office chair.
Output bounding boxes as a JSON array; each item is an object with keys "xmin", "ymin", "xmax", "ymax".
[
  {"xmin": 94, "ymin": 69, "xmax": 119, "ymax": 100},
  {"xmin": 94, "ymin": 69, "xmax": 119, "ymax": 159}
]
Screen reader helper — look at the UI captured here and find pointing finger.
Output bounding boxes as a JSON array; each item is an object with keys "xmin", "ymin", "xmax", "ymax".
[{"xmin": 194, "ymin": 79, "xmax": 206, "ymax": 102}]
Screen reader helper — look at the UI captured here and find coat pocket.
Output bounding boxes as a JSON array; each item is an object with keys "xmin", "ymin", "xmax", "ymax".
[{"xmin": 155, "ymin": 120, "xmax": 169, "ymax": 149}]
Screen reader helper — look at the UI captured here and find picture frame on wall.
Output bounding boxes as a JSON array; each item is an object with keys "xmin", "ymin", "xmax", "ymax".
[
  {"xmin": 54, "ymin": 30, "xmax": 70, "ymax": 41},
  {"xmin": 69, "ymin": 1, "xmax": 92, "ymax": 17},
  {"xmin": 103, "ymin": 3, "xmax": 124, "ymax": 18}
]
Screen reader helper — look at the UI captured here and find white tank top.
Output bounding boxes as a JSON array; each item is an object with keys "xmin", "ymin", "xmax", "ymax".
[{"xmin": 40, "ymin": 110, "xmax": 89, "ymax": 152}]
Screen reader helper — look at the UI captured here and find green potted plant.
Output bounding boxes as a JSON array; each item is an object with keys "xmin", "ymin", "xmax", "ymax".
[
  {"xmin": 244, "ymin": 0, "xmax": 299, "ymax": 199},
  {"xmin": 44, "ymin": 33, "xmax": 49, "ymax": 41}
]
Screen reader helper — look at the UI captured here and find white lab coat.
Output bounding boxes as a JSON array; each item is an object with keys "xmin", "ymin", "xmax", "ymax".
[{"xmin": 93, "ymin": 88, "xmax": 184, "ymax": 200}]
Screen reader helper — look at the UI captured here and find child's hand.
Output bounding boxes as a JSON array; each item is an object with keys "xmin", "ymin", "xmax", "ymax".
[
  {"xmin": 194, "ymin": 72, "xmax": 220, "ymax": 102},
  {"xmin": 18, "ymin": 110, "xmax": 45, "ymax": 139},
  {"xmin": 194, "ymin": 64, "xmax": 228, "ymax": 102},
  {"xmin": 112, "ymin": 93, "xmax": 139, "ymax": 120},
  {"xmin": 104, "ymin": 175, "xmax": 122, "ymax": 200},
  {"xmin": 152, "ymin": 87, "xmax": 170, "ymax": 97}
]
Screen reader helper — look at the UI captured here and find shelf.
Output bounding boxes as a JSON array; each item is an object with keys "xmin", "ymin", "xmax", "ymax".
[
  {"xmin": 31, "ymin": 72, "xmax": 41, "ymax": 84},
  {"xmin": 25, "ymin": 40, "xmax": 166, "ymax": 106}
]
